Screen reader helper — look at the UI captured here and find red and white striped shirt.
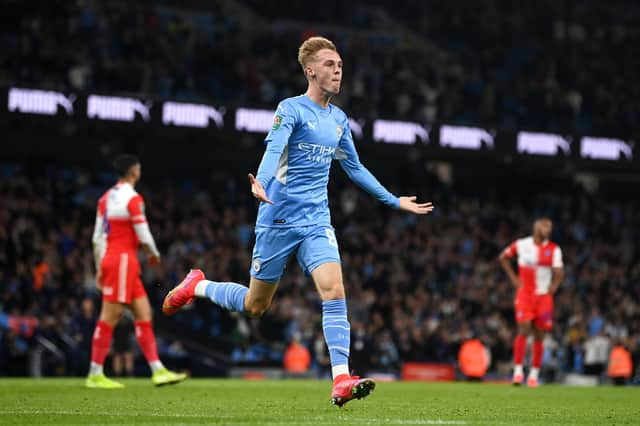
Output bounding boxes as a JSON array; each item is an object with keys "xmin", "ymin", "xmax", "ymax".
[
  {"xmin": 502, "ymin": 236, "xmax": 563, "ymax": 295},
  {"xmin": 92, "ymin": 182, "xmax": 159, "ymax": 266}
]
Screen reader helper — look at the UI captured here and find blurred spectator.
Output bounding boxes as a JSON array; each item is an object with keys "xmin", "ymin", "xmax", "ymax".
[
  {"xmin": 458, "ymin": 338, "xmax": 490, "ymax": 380},
  {"xmin": 607, "ymin": 342, "xmax": 633, "ymax": 385},
  {"xmin": 584, "ymin": 332, "xmax": 611, "ymax": 377},
  {"xmin": 283, "ymin": 333, "xmax": 311, "ymax": 375},
  {"xmin": 70, "ymin": 298, "xmax": 97, "ymax": 376},
  {"xmin": 111, "ymin": 312, "xmax": 135, "ymax": 377}
]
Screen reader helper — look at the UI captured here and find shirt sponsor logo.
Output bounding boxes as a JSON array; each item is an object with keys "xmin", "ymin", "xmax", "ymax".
[{"xmin": 298, "ymin": 142, "xmax": 335, "ymax": 164}]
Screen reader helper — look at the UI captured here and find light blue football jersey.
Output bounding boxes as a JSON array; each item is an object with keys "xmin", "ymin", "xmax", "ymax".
[{"xmin": 255, "ymin": 95, "xmax": 399, "ymax": 228}]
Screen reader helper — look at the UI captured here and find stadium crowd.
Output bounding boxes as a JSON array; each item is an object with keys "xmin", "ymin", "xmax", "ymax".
[
  {"xmin": 1, "ymin": 0, "xmax": 638, "ymax": 139},
  {"xmin": 1, "ymin": 163, "xmax": 638, "ymax": 382}
]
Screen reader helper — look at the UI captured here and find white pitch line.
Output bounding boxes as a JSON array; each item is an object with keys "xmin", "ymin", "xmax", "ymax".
[
  {"xmin": 348, "ymin": 421, "xmax": 466, "ymax": 425},
  {"xmin": 0, "ymin": 410, "xmax": 233, "ymax": 418},
  {"xmin": 0, "ymin": 410, "xmax": 467, "ymax": 425}
]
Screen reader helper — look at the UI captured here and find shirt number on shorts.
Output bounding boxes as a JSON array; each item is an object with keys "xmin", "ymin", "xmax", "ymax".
[{"xmin": 325, "ymin": 229, "xmax": 338, "ymax": 248}]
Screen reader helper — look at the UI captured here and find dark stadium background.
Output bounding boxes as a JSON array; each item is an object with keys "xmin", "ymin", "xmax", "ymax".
[{"xmin": 0, "ymin": 0, "xmax": 638, "ymax": 384}]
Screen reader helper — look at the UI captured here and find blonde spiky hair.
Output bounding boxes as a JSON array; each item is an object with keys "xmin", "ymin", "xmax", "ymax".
[{"xmin": 298, "ymin": 36, "xmax": 337, "ymax": 77}]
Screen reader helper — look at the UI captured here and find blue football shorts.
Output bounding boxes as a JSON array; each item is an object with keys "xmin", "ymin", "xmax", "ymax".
[{"xmin": 250, "ymin": 225, "xmax": 341, "ymax": 283}]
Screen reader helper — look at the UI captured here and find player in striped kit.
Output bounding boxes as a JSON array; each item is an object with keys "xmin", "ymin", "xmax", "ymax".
[
  {"xmin": 87, "ymin": 154, "xmax": 186, "ymax": 389},
  {"xmin": 499, "ymin": 218, "xmax": 564, "ymax": 387}
]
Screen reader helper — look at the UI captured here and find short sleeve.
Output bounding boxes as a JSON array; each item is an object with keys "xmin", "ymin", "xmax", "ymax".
[
  {"xmin": 502, "ymin": 241, "xmax": 518, "ymax": 258},
  {"xmin": 552, "ymin": 246, "xmax": 563, "ymax": 268},
  {"xmin": 97, "ymin": 194, "xmax": 107, "ymax": 216},
  {"xmin": 127, "ymin": 195, "xmax": 147, "ymax": 224}
]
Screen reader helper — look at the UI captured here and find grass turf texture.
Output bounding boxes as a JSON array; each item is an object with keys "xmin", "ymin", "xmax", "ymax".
[{"xmin": 0, "ymin": 379, "xmax": 638, "ymax": 425}]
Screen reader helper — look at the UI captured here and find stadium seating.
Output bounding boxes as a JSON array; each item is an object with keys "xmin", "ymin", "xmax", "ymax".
[
  {"xmin": 0, "ymin": 164, "xmax": 638, "ymax": 379},
  {"xmin": 1, "ymin": 0, "xmax": 638, "ymax": 138}
]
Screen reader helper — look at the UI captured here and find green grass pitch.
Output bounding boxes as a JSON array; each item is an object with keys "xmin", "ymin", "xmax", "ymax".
[{"xmin": 0, "ymin": 378, "xmax": 638, "ymax": 425}]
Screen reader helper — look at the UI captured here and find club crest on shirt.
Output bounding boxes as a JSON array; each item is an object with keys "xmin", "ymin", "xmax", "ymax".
[
  {"xmin": 336, "ymin": 125, "xmax": 343, "ymax": 138},
  {"xmin": 272, "ymin": 115, "xmax": 283, "ymax": 131}
]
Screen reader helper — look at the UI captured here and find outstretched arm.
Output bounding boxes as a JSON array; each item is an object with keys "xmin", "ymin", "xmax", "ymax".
[
  {"xmin": 337, "ymin": 121, "xmax": 434, "ymax": 215},
  {"xmin": 250, "ymin": 102, "xmax": 296, "ymax": 203}
]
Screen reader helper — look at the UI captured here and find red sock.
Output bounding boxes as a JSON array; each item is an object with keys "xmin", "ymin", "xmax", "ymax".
[
  {"xmin": 333, "ymin": 374, "xmax": 350, "ymax": 385},
  {"xmin": 135, "ymin": 320, "xmax": 160, "ymax": 363},
  {"xmin": 532, "ymin": 340, "xmax": 543, "ymax": 368},
  {"xmin": 90, "ymin": 321, "xmax": 113, "ymax": 365},
  {"xmin": 513, "ymin": 334, "xmax": 526, "ymax": 365}
]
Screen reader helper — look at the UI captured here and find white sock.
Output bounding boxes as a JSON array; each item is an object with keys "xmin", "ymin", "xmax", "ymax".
[
  {"xmin": 194, "ymin": 280, "xmax": 210, "ymax": 298},
  {"xmin": 150, "ymin": 360, "xmax": 164, "ymax": 373},
  {"xmin": 513, "ymin": 364, "xmax": 523, "ymax": 376},
  {"xmin": 332, "ymin": 364, "xmax": 349, "ymax": 380},
  {"xmin": 89, "ymin": 362, "xmax": 103, "ymax": 376},
  {"xmin": 529, "ymin": 368, "xmax": 539, "ymax": 380}
]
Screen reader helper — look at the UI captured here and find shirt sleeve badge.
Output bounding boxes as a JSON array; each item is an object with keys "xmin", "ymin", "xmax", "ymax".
[{"xmin": 272, "ymin": 115, "xmax": 283, "ymax": 130}]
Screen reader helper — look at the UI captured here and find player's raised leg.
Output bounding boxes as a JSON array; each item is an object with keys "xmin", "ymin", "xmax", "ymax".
[
  {"xmin": 311, "ymin": 262, "xmax": 375, "ymax": 407},
  {"xmin": 194, "ymin": 275, "xmax": 251, "ymax": 313},
  {"xmin": 164, "ymin": 226, "xmax": 289, "ymax": 316},
  {"xmin": 86, "ymin": 302, "xmax": 125, "ymax": 389},
  {"xmin": 163, "ymin": 268, "xmax": 278, "ymax": 317},
  {"xmin": 130, "ymin": 296, "xmax": 187, "ymax": 386}
]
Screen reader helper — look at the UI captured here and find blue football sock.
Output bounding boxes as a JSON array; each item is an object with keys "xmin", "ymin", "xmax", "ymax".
[
  {"xmin": 322, "ymin": 299, "xmax": 350, "ymax": 378},
  {"xmin": 203, "ymin": 281, "xmax": 248, "ymax": 312}
]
